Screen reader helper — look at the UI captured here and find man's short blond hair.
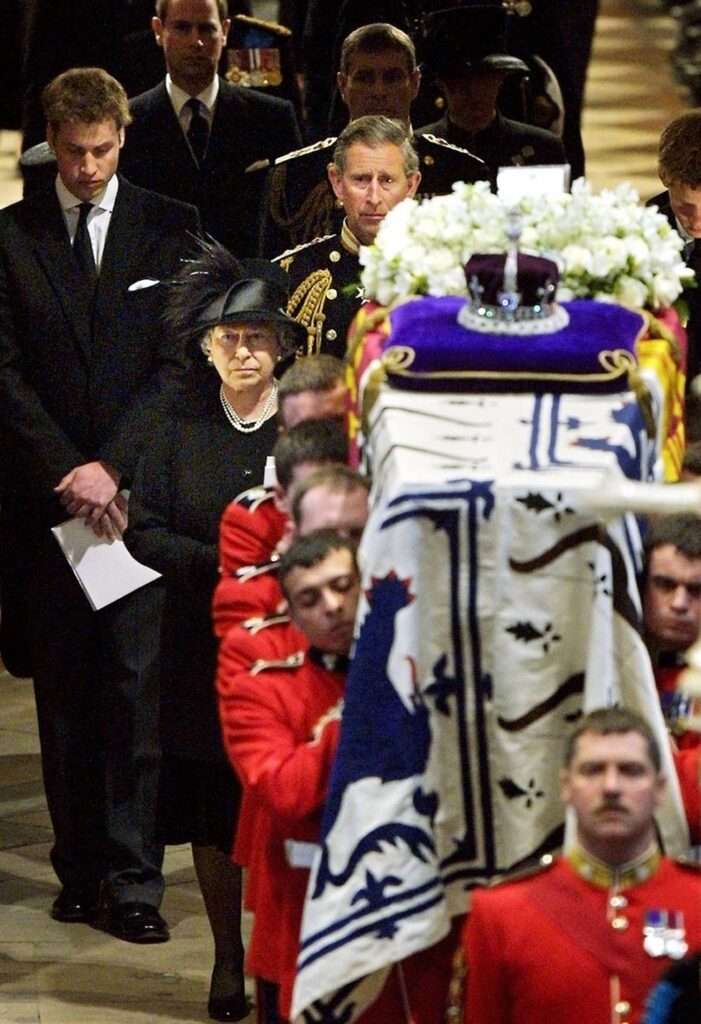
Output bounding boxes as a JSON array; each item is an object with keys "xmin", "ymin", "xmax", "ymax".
[
  {"xmin": 42, "ymin": 67, "xmax": 132, "ymax": 133},
  {"xmin": 658, "ymin": 110, "xmax": 701, "ymax": 189}
]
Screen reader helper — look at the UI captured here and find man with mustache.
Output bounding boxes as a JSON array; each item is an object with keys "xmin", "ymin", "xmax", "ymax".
[{"xmin": 465, "ymin": 707, "xmax": 701, "ymax": 1024}]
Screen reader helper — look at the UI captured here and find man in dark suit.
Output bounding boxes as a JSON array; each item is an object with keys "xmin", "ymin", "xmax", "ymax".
[
  {"xmin": 648, "ymin": 110, "xmax": 701, "ymax": 389},
  {"xmin": 120, "ymin": 0, "xmax": 302, "ymax": 257},
  {"xmin": 0, "ymin": 67, "xmax": 200, "ymax": 941}
]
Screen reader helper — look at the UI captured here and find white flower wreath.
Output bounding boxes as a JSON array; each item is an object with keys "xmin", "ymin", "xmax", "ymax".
[{"xmin": 359, "ymin": 179, "xmax": 694, "ymax": 311}]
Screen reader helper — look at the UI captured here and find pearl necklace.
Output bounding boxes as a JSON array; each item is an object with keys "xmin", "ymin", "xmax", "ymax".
[{"xmin": 219, "ymin": 381, "xmax": 278, "ymax": 433}]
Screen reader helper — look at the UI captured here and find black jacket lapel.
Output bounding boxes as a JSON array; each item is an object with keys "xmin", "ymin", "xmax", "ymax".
[
  {"xmin": 31, "ymin": 195, "xmax": 94, "ymax": 362},
  {"xmin": 93, "ymin": 178, "xmax": 145, "ymax": 327}
]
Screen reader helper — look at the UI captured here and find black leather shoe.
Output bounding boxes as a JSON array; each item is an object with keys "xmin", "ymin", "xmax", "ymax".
[
  {"xmin": 51, "ymin": 888, "xmax": 99, "ymax": 923},
  {"xmin": 207, "ymin": 964, "xmax": 250, "ymax": 1022},
  {"xmin": 207, "ymin": 993, "xmax": 250, "ymax": 1022},
  {"xmin": 104, "ymin": 902, "xmax": 170, "ymax": 944}
]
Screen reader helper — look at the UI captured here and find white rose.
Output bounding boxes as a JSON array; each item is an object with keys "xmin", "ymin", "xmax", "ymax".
[
  {"xmin": 614, "ymin": 275, "xmax": 648, "ymax": 309},
  {"xmin": 650, "ymin": 272, "xmax": 682, "ymax": 309},
  {"xmin": 623, "ymin": 235, "xmax": 650, "ymax": 270},
  {"xmin": 561, "ymin": 244, "xmax": 594, "ymax": 275}
]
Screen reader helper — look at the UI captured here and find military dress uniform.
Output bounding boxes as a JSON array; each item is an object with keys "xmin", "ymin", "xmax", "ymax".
[
  {"xmin": 258, "ymin": 132, "xmax": 491, "ymax": 258},
  {"xmin": 216, "ymin": 612, "xmax": 307, "ymax": 893},
  {"xmin": 274, "ymin": 221, "xmax": 367, "ymax": 360},
  {"xmin": 218, "ymin": 647, "xmax": 346, "ymax": 1020},
  {"xmin": 213, "ymin": 485, "xmax": 288, "ymax": 638},
  {"xmin": 213, "ymin": 555, "xmax": 285, "ymax": 639},
  {"xmin": 226, "ymin": 13, "xmax": 303, "ymax": 123},
  {"xmin": 417, "ymin": 110, "xmax": 567, "ymax": 177},
  {"xmin": 465, "ymin": 847, "xmax": 701, "ymax": 1024}
]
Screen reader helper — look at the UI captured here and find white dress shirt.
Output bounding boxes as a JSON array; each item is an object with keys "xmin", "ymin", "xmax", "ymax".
[
  {"xmin": 166, "ymin": 73, "xmax": 219, "ymax": 132},
  {"xmin": 56, "ymin": 173, "xmax": 119, "ymax": 273}
]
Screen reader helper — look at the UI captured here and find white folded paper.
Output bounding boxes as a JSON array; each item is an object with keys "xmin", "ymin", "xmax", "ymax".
[
  {"xmin": 497, "ymin": 163, "xmax": 571, "ymax": 202},
  {"xmin": 51, "ymin": 518, "xmax": 161, "ymax": 610}
]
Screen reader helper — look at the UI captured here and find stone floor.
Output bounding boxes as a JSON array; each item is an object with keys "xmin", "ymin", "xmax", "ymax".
[
  {"xmin": 0, "ymin": 0, "xmax": 692, "ymax": 1021},
  {"xmin": 0, "ymin": 673, "xmax": 256, "ymax": 1024},
  {"xmin": 581, "ymin": 0, "xmax": 686, "ymax": 197}
]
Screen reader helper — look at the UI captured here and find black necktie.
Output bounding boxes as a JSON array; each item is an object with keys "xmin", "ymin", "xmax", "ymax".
[
  {"xmin": 74, "ymin": 202, "xmax": 97, "ymax": 284},
  {"xmin": 186, "ymin": 98, "xmax": 209, "ymax": 166}
]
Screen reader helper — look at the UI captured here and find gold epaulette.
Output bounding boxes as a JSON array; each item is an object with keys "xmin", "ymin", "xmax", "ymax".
[
  {"xmin": 241, "ymin": 612, "xmax": 292, "ymax": 634},
  {"xmin": 233, "ymin": 484, "xmax": 276, "ymax": 510},
  {"xmin": 486, "ymin": 852, "xmax": 559, "ymax": 888},
  {"xmin": 233, "ymin": 13, "xmax": 292, "ymax": 36},
  {"xmin": 250, "ymin": 651, "xmax": 305, "ymax": 675},
  {"xmin": 287, "ymin": 266, "xmax": 334, "ymax": 356},
  {"xmin": 272, "ymin": 234, "xmax": 336, "ymax": 265},
  {"xmin": 420, "ymin": 132, "xmax": 486, "ymax": 165},
  {"xmin": 274, "ymin": 137, "xmax": 337, "ymax": 166}
]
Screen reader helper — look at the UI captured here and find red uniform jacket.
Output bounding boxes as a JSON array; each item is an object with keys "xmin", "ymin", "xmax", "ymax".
[
  {"xmin": 465, "ymin": 853, "xmax": 701, "ymax": 1024},
  {"xmin": 216, "ymin": 613, "xmax": 308, "ymax": 876},
  {"xmin": 655, "ymin": 661, "xmax": 701, "ymax": 752},
  {"xmin": 217, "ymin": 626, "xmax": 461, "ymax": 1023},
  {"xmin": 219, "ymin": 650, "xmax": 344, "ymax": 1017},
  {"xmin": 674, "ymin": 745, "xmax": 701, "ymax": 843},
  {"xmin": 213, "ymin": 486, "xmax": 288, "ymax": 637}
]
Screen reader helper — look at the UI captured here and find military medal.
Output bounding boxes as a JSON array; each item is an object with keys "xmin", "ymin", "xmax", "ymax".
[
  {"xmin": 503, "ymin": 0, "xmax": 533, "ymax": 14},
  {"xmin": 643, "ymin": 910, "xmax": 689, "ymax": 959},
  {"xmin": 664, "ymin": 911, "xmax": 688, "ymax": 960},
  {"xmin": 643, "ymin": 910, "xmax": 667, "ymax": 957},
  {"xmin": 227, "ymin": 47, "xmax": 282, "ymax": 89}
]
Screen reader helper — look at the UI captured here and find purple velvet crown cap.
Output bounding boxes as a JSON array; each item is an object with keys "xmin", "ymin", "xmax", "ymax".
[{"xmin": 461, "ymin": 252, "xmax": 569, "ymax": 335}]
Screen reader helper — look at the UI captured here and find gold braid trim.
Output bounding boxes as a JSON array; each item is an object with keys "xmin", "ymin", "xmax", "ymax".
[
  {"xmin": 380, "ymin": 346, "xmax": 637, "ymax": 383},
  {"xmin": 270, "ymin": 165, "xmax": 336, "ymax": 243},
  {"xmin": 638, "ymin": 310, "xmax": 686, "ymax": 479},
  {"xmin": 641, "ymin": 309, "xmax": 682, "ymax": 365},
  {"xmin": 287, "ymin": 269, "xmax": 333, "ymax": 356}
]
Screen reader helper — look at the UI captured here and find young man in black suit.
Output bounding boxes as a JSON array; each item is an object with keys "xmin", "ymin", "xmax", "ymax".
[
  {"xmin": 0, "ymin": 67, "xmax": 200, "ymax": 943},
  {"xmin": 649, "ymin": 110, "xmax": 701, "ymax": 389},
  {"xmin": 120, "ymin": 0, "xmax": 302, "ymax": 257}
]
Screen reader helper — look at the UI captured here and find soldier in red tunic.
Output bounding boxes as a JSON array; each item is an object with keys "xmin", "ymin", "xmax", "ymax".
[
  {"xmin": 465, "ymin": 707, "xmax": 701, "ymax": 1024},
  {"xmin": 643, "ymin": 514, "xmax": 701, "ymax": 746},
  {"xmin": 214, "ymin": 463, "xmax": 369, "ymax": 633},
  {"xmin": 218, "ymin": 530, "xmax": 358, "ymax": 1021}
]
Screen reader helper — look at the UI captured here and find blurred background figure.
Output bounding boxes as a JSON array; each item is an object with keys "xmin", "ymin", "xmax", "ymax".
[{"xmin": 416, "ymin": 5, "xmax": 566, "ymax": 177}]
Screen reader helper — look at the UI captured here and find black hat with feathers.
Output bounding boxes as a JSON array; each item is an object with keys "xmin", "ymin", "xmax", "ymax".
[{"xmin": 165, "ymin": 236, "xmax": 306, "ymax": 356}]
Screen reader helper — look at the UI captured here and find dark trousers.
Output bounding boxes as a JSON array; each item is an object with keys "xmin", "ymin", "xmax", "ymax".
[
  {"xmin": 256, "ymin": 980, "xmax": 284, "ymax": 1024},
  {"xmin": 29, "ymin": 534, "xmax": 165, "ymax": 905}
]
